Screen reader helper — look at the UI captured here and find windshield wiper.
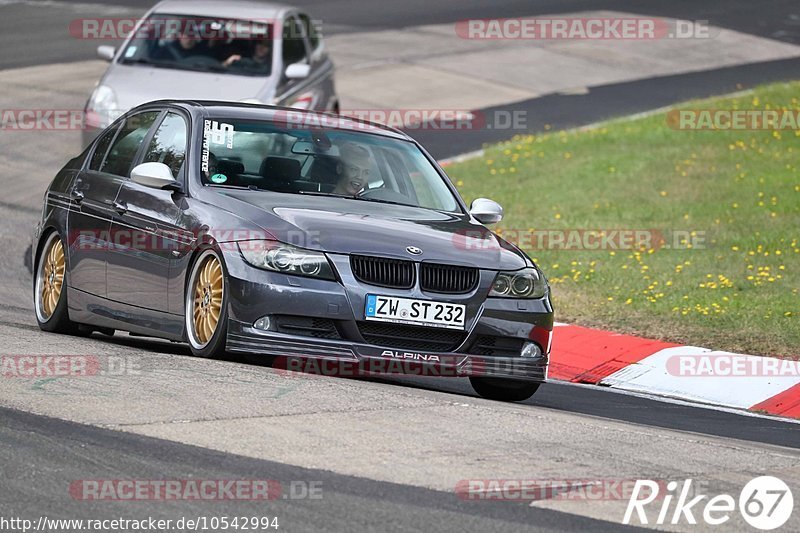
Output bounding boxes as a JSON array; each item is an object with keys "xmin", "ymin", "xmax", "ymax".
[
  {"xmin": 298, "ymin": 190, "xmax": 414, "ymax": 207},
  {"xmin": 354, "ymin": 196, "xmax": 412, "ymax": 208},
  {"xmin": 120, "ymin": 57, "xmax": 168, "ymax": 68},
  {"xmin": 297, "ymin": 191, "xmax": 352, "ymax": 199}
]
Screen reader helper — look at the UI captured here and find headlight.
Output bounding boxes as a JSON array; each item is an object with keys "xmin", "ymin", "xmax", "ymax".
[
  {"xmin": 489, "ymin": 268, "xmax": 547, "ymax": 299},
  {"xmin": 237, "ymin": 241, "xmax": 335, "ymax": 280},
  {"xmin": 85, "ymin": 85, "xmax": 119, "ymax": 128}
]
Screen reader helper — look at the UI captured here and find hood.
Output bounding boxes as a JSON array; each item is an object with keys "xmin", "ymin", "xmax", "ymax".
[
  {"xmin": 103, "ymin": 64, "xmax": 273, "ymax": 111},
  {"xmin": 218, "ymin": 191, "xmax": 528, "ymax": 271}
]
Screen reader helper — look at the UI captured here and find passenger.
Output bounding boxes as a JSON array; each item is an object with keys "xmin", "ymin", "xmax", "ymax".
[
  {"xmin": 332, "ymin": 143, "xmax": 372, "ymax": 196},
  {"xmin": 222, "ymin": 38, "xmax": 272, "ymax": 69}
]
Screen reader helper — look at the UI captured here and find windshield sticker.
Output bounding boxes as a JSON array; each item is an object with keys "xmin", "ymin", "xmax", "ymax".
[
  {"xmin": 210, "ymin": 173, "xmax": 228, "ymax": 184},
  {"xmin": 201, "ymin": 120, "xmax": 211, "ymax": 173},
  {"xmin": 206, "ymin": 120, "xmax": 235, "ymax": 149},
  {"xmin": 124, "ymin": 46, "xmax": 137, "ymax": 58}
]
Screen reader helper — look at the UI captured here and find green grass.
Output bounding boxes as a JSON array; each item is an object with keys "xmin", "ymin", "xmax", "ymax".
[{"xmin": 447, "ymin": 81, "xmax": 799, "ymax": 357}]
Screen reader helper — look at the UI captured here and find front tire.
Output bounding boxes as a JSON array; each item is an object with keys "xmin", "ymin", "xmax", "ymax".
[
  {"xmin": 470, "ymin": 377, "xmax": 540, "ymax": 402},
  {"xmin": 34, "ymin": 232, "xmax": 79, "ymax": 333},
  {"xmin": 185, "ymin": 248, "xmax": 228, "ymax": 358}
]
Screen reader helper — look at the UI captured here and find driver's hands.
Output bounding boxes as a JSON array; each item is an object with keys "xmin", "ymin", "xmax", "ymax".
[{"xmin": 222, "ymin": 54, "xmax": 242, "ymax": 67}]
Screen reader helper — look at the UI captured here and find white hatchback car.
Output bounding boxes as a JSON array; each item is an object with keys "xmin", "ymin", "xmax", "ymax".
[{"xmin": 83, "ymin": 0, "xmax": 338, "ymax": 145}]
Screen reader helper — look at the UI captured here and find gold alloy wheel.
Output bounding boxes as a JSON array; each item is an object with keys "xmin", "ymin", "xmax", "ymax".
[
  {"xmin": 39, "ymin": 237, "xmax": 65, "ymax": 320},
  {"xmin": 192, "ymin": 254, "xmax": 224, "ymax": 345}
]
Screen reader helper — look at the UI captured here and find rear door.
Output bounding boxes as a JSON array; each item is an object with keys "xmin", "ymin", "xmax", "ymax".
[
  {"xmin": 67, "ymin": 111, "xmax": 160, "ymax": 297},
  {"xmin": 105, "ymin": 110, "xmax": 188, "ymax": 312},
  {"xmin": 274, "ymin": 14, "xmax": 326, "ymax": 110}
]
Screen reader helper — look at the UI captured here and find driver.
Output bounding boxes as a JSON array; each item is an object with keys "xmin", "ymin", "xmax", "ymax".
[
  {"xmin": 332, "ymin": 142, "xmax": 372, "ymax": 196},
  {"xmin": 158, "ymin": 32, "xmax": 209, "ymax": 61}
]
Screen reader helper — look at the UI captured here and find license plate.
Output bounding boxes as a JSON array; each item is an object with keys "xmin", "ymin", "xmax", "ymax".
[{"xmin": 365, "ymin": 295, "xmax": 466, "ymax": 330}]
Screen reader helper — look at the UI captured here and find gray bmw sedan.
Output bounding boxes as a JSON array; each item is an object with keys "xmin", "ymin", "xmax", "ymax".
[{"xmin": 33, "ymin": 101, "xmax": 553, "ymax": 402}]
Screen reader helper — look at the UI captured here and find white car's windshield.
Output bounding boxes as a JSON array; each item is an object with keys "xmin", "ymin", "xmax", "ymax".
[
  {"xmin": 200, "ymin": 118, "xmax": 462, "ymax": 213},
  {"xmin": 119, "ymin": 14, "xmax": 275, "ymax": 76}
]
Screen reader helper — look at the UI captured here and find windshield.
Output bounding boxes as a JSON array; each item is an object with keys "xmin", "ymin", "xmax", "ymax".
[
  {"xmin": 199, "ymin": 118, "xmax": 462, "ymax": 213},
  {"xmin": 119, "ymin": 14, "xmax": 274, "ymax": 76}
]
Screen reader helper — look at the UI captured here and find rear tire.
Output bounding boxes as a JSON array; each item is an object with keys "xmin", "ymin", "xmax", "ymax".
[
  {"xmin": 185, "ymin": 248, "xmax": 228, "ymax": 358},
  {"xmin": 34, "ymin": 232, "xmax": 80, "ymax": 334},
  {"xmin": 470, "ymin": 377, "xmax": 540, "ymax": 402}
]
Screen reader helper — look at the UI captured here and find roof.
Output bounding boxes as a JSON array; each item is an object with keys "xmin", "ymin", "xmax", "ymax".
[
  {"xmin": 137, "ymin": 100, "xmax": 412, "ymax": 140},
  {"xmin": 151, "ymin": 0, "xmax": 293, "ymax": 20}
]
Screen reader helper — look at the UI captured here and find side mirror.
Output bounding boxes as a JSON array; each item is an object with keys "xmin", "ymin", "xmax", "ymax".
[
  {"xmin": 470, "ymin": 198, "xmax": 503, "ymax": 225},
  {"xmin": 97, "ymin": 45, "xmax": 116, "ymax": 61},
  {"xmin": 285, "ymin": 62, "xmax": 310, "ymax": 79},
  {"xmin": 131, "ymin": 162, "xmax": 180, "ymax": 191}
]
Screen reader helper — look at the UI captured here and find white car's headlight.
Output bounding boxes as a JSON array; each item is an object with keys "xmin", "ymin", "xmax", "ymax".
[
  {"xmin": 238, "ymin": 241, "xmax": 335, "ymax": 280},
  {"xmin": 489, "ymin": 268, "xmax": 548, "ymax": 299},
  {"xmin": 85, "ymin": 85, "xmax": 119, "ymax": 128}
]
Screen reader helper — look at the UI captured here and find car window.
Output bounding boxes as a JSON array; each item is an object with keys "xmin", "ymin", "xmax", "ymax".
[
  {"xmin": 101, "ymin": 111, "xmax": 160, "ymax": 177},
  {"xmin": 89, "ymin": 123, "xmax": 121, "ymax": 171},
  {"xmin": 199, "ymin": 119, "xmax": 461, "ymax": 213},
  {"xmin": 282, "ymin": 17, "xmax": 308, "ymax": 66},
  {"xmin": 298, "ymin": 14, "xmax": 319, "ymax": 50},
  {"xmin": 118, "ymin": 14, "xmax": 274, "ymax": 77},
  {"xmin": 142, "ymin": 112, "xmax": 188, "ymax": 177}
]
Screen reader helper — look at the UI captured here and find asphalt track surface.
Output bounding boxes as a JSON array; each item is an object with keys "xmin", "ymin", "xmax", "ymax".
[
  {"xmin": 2, "ymin": 406, "xmax": 653, "ymax": 532},
  {"xmin": 1, "ymin": 1, "xmax": 800, "ymax": 531}
]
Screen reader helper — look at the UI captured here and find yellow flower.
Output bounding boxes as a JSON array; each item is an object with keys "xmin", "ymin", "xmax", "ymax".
[{"xmin": 659, "ymin": 191, "xmax": 668, "ymax": 197}]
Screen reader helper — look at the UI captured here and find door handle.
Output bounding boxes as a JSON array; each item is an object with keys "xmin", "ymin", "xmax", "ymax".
[
  {"xmin": 113, "ymin": 201, "xmax": 127, "ymax": 214},
  {"xmin": 71, "ymin": 190, "xmax": 85, "ymax": 204}
]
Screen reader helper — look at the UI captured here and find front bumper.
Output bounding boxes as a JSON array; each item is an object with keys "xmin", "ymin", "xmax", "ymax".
[
  {"xmin": 226, "ymin": 319, "xmax": 548, "ymax": 381},
  {"xmin": 221, "ymin": 248, "xmax": 552, "ymax": 382}
]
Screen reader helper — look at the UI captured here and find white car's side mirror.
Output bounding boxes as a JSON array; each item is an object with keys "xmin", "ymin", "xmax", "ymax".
[
  {"xmin": 97, "ymin": 45, "xmax": 116, "ymax": 61},
  {"xmin": 285, "ymin": 62, "xmax": 311, "ymax": 79},
  {"xmin": 470, "ymin": 198, "xmax": 504, "ymax": 225},
  {"xmin": 131, "ymin": 162, "xmax": 180, "ymax": 190}
]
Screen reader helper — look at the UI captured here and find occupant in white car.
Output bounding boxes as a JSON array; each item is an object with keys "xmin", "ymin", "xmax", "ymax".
[{"xmin": 222, "ymin": 37, "xmax": 272, "ymax": 69}]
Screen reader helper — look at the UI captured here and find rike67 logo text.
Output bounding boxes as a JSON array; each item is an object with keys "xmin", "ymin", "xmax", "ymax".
[{"xmin": 624, "ymin": 476, "xmax": 793, "ymax": 530}]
